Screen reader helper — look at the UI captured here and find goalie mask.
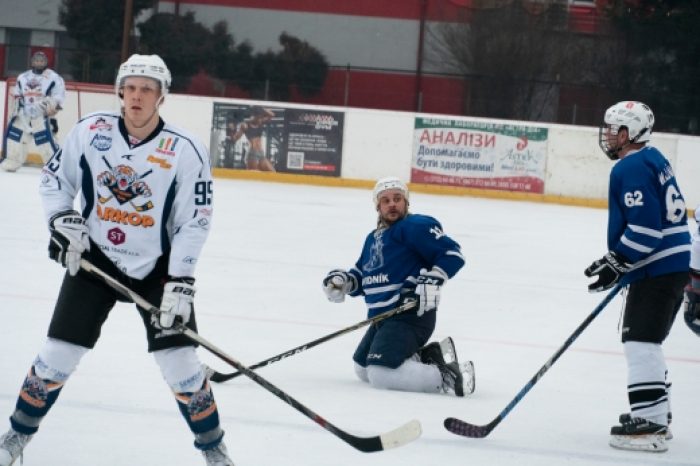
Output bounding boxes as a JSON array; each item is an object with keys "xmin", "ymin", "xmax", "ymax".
[
  {"xmin": 31, "ymin": 51, "xmax": 49, "ymax": 74},
  {"xmin": 599, "ymin": 101, "xmax": 654, "ymax": 161},
  {"xmin": 115, "ymin": 54, "xmax": 171, "ymax": 102}
]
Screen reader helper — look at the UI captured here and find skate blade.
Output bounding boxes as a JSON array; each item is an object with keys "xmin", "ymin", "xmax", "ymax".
[
  {"xmin": 609, "ymin": 434, "xmax": 668, "ymax": 452},
  {"xmin": 460, "ymin": 361, "xmax": 475, "ymax": 395},
  {"xmin": 439, "ymin": 337, "xmax": 457, "ymax": 364}
]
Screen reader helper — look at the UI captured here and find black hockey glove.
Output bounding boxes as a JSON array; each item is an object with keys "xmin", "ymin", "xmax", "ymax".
[
  {"xmin": 683, "ymin": 284, "xmax": 700, "ymax": 336},
  {"xmin": 48, "ymin": 210, "xmax": 90, "ymax": 276},
  {"xmin": 584, "ymin": 251, "xmax": 633, "ymax": 293},
  {"xmin": 397, "ymin": 288, "xmax": 418, "ymax": 312}
]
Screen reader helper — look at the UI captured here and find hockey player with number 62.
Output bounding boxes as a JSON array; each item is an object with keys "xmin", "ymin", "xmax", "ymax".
[
  {"xmin": 323, "ymin": 177, "xmax": 474, "ymax": 397},
  {"xmin": 0, "ymin": 54, "xmax": 234, "ymax": 466},
  {"xmin": 585, "ymin": 101, "xmax": 691, "ymax": 453}
]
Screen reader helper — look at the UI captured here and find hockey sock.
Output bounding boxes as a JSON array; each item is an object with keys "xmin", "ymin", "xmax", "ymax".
[
  {"xmin": 174, "ymin": 379, "xmax": 224, "ymax": 450},
  {"xmin": 624, "ymin": 341, "xmax": 668, "ymax": 425},
  {"xmin": 10, "ymin": 339, "xmax": 87, "ymax": 435},
  {"xmin": 366, "ymin": 358, "xmax": 442, "ymax": 393}
]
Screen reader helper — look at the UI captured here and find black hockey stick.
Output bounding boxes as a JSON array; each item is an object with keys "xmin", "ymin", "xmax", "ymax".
[
  {"xmin": 445, "ymin": 284, "xmax": 622, "ymax": 438},
  {"xmin": 205, "ymin": 301, "xmax": 417, "ymax": 383},
  {"xmin": 79, "ymin": 259, "xmax": 421, "ymax": 452}
]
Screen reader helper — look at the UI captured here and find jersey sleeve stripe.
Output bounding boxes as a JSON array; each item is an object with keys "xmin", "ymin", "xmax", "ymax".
[
  {"xmin": 632, "ymin": 244, "xmax": 692, "ymax": 269},
  {"xmin": 628, "ymin": 224, "xmax": 662, "ymax": 238},
  {"xmin": 445, "ymin": 250, "xmax": 466, "ymax": 261},
  {"xmin": 663, "ymin": 225, "xmax": 690, "ymax": 235},
  {"xmin": 363, "ymin": 284, "xmax": 402, "ymax": 295},
  {"xmin": 621, "ymin": 236, "xmax": 654, "ymax": 253}
]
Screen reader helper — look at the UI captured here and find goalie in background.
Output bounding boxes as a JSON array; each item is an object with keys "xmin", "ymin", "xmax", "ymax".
[{"xmin": 1, "ymin": 51, "xmax": 65, "ymax": 172}]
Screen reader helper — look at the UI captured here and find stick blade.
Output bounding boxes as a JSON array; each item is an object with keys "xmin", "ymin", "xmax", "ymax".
[
  {"xmin": 345, "ymin": 419, "xmax": 422, "ymax": 453},
  {"xmin": 444, "ymin": 418, "xmax": 492, "ymax": 438},
  {"xmin": 379, "ymin": 419, "xmax": 422, "ymax": 450}
]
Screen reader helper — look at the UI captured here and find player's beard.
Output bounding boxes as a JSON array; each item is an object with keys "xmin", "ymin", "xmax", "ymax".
[{"xmin": 379, "ymin": 206, "xmax": 408, "ymax": 227}]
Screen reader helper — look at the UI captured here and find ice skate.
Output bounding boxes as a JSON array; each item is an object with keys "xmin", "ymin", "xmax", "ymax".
[
  {"xmin": 419, "ymin": 337, "xmax": 475, "ymax": 395},
  {"xmin": 609, "ymin": 417, "xmax": 668, "ymax": 452},
  {"xmin": 418, "ymin": 337, "xmax": 457, "ymax": 365},
  {"xmin": 201, "ymin": 441, "xmax": 234, "ymax": 465},
  {"xmin": 619, "ymin": 412, "xmax": 672, "ymax": 440},
  {"xmin": 0, "ymin": 428, "xmax": 33, "ymax": 466}
]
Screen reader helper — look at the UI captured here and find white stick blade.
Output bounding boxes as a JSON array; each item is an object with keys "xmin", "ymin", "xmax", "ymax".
[{"xmin": 379, "ymin": 419, "xmax": 422, "ymax": 450}]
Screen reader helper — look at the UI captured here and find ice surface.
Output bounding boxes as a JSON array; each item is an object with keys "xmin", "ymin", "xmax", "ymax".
[{"xmin": 1, "ymin": 167, "xmax": 698, "ymax": 465}]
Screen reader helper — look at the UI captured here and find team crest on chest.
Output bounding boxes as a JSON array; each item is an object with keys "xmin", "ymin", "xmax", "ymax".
[
  {"xmin": 96, "ymin": 156, "xmax": 154, "ymax": 213},
  {"xmin": 363, "ymin": 232, "xmax": 385, "ymax": 272}
]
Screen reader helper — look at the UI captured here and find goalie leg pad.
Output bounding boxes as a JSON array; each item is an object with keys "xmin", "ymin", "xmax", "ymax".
[
  {"xmin": 1, "ymin": 118, "xmax": 28, "ymax": 172},
  {"xmin": 10, "ymin": 338, "xmax": 88, "ymax": 435},
  {"xmin": 33, "ymin": 119, "xmax": 59, "ymax": 164}
]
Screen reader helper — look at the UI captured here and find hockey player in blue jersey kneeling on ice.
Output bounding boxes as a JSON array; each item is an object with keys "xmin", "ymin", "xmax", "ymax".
[{"xmin": 323, "ymin": 177, "xmax": 474, "ymax": 397}]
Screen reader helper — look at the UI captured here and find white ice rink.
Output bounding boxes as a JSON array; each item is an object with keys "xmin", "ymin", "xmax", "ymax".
[{"xmin": 1, "ymin": 167, "xmax": 699, "ymax": 465}]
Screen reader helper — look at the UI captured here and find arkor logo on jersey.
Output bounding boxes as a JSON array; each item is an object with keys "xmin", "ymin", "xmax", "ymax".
[
  {"xmin": 97, "ymin": 204, "xmax": 154, "ymax": 228},
  {"xmin": 155, "ymin": 137, "xmax": 179, "ymax": 156}
]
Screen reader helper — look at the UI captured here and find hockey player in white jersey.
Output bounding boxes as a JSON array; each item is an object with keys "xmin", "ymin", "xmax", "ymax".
[
  {"xmin": 322, "ymin": 177, "xmax": 474, "ymax": 397},
  {"xmin": 0, "ymin": 55, "xmax": 234, "ymax": 466},
  {"xmin": 1, "ymin": 51, "xmax": 65, "ymax": 172}
]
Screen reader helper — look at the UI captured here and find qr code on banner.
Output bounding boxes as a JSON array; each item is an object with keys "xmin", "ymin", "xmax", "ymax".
[{"xmin": 287, "ymin": 151, "xmax": 304, "ymax": 170}]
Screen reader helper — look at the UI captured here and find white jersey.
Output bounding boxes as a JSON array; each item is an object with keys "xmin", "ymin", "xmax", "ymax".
[
  {"xmin": 40, "ymin": 111, "xmax": 213, "ymax": 280},
  {"xmin": 15, "ymin": 69, "xmax": 66, "ymax": 120}
]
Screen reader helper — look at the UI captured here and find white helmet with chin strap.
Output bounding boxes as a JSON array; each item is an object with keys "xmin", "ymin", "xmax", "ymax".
[
  {"xmin": 373, "ymin": 177, "xmax": 409, "ymax": 206},
  {"xmin": 115, "ymin": 54, "xmax": 171, "ymax": 102},
  {"xmin": 599, "ymin": 101, "xmax": 654, "ymax": 160}
]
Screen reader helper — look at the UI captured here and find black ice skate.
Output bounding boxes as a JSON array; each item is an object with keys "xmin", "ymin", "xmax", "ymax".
[
  {"xmin": 619, "ymin": 412, "xmax": 672, "ymax": 440},
  {"xmin": 419, "ymin": 337, "xmax": 475, "ymax": 396},
  {"xmin": 609, "ymin": 417, "xmax": 668, "ymax": 452}
]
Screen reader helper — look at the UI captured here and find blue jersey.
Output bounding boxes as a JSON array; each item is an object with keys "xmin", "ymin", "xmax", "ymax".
[
  {"xmin": 607, "ymin": 146, "xmax": 691, "ymax": 285},
  {"xmin": 347, "ymin": 214, "xmax": 465, "ymax": 318}
]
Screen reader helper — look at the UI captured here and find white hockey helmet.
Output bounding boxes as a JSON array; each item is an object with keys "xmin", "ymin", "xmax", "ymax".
[
  {"xmin": 373, "ymin": 177, "xmax": 409, "ymax": 206},
  {"xmin": 115, "ymin": 54, "xmax": 171, "ymax": 99},
  {"xmin": 599, "ymin": 101, "xmax": 654, "ymax": 160}
]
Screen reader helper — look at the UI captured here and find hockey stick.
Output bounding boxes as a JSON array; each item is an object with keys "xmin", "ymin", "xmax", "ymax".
[
  {"xmin": 205, "ymin": 301, "xmax": 417, "ymax": 383},
  {"xmin": 79, "ymin": 259, "xmax": 421, "ymax": 452},
  {"xmin": 444, "ymin": 284, "xmax": 622, "ymax": 438}
]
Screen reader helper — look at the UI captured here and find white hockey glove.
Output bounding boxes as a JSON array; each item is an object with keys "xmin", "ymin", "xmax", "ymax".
[
  {"xmin": 415, "ymin": 268, "xmax": 447, "ymax": 316},
  {"xmin": 37, "ymin": 96, "xmax": 59, "ymax": 117},
  {"xmin": 322, "ymin": 269, "xmax": 357, "ymax": 303},
  {"xmin": 48, "ymin": 210, "xmax": 90, "ymax": 276},
  {"xmin": 156, "ymin": 278, "xmax": 196, "ymax": 330}
]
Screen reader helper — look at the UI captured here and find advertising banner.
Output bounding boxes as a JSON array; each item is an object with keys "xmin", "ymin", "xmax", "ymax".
[
  {"xmin": 411, "ymin": 118, "xmax": 548, "ymax": 193},
  {"xmin": 210, "ymin": 103, "xmax": 345, "ymax": 177}
]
